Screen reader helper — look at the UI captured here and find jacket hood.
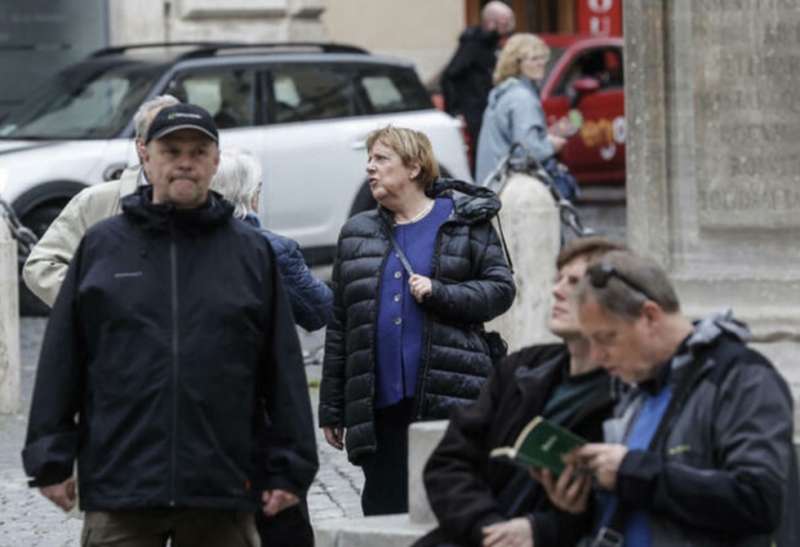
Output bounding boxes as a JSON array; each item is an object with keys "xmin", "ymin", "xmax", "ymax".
[
  {"xmin": 427, "ymin": 177, "xmax": 502, "ymax": 223},
  {"xmin": 689, "ymin": 309, "xmax": 752, "ymax": 351},
  {"xmin": 121, "ymin": 185, "xmax": 234, "ymax": 233}
]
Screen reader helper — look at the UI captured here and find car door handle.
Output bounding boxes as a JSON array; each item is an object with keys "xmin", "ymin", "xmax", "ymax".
[{"xmin": 351, "ymin": 140, "xmax": 366, "ymax": 150}]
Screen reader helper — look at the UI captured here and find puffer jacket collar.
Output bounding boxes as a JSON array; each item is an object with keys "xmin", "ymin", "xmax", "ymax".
[
  {"xmin": 121, "ymin": 185, "xmax": 233, "ymax": 234},
  {"xmin": 426, "ymin": 177, "xmax": 502, "ymax": 224}
]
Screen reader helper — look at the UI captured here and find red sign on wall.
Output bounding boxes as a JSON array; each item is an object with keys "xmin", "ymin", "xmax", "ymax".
[{"xmin": 576, "ymin": 0, "xmax": 623, "ymax": 37}]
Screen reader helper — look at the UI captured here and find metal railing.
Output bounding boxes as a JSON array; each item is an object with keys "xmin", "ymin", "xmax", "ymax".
[
  {"xmin": 0, "ymin": 197, "xmax": 38, "ymax": 260},
  {"xmin": 481, "ymin": 145, "xmax": 595, "ymax": 238}
]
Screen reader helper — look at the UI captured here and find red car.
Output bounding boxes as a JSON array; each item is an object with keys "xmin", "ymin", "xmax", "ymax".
[{"xmin": 539, "ymin": 34, "xmax": 625, "ymax": 186}]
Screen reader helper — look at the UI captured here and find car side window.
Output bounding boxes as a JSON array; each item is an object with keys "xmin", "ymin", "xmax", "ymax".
[
  {"xmin": 356, "ymin": 66, "xmax": 431, "ymax": 114},
  {"xmin": 167, "ymin": 68, "xmax": 257, "ymax": 129},
  {"xmin": 555, "ymin": 47, "xmax": 624, "ymax": 96},
  {"xmin": 269, "ymin": 65, "xmax": 355, "ymax": 123}
]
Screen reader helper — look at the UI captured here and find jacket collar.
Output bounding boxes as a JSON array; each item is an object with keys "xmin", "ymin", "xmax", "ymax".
[
  {"xmin": 122, "ymin": 185, "xmax": 233, "ymax": 233},
  {"xmin": 645, "ymin": 310, "xmax": 752, "ymax": 394},
  {"xmin": 426, "ymin": 177, "xmax": 502, "ymax": 224}
]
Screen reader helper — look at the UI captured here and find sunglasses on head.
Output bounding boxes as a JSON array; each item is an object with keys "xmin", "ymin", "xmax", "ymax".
[{"xmin": 587, "ymin": 262, "xmax": 657, "ymax": 302}]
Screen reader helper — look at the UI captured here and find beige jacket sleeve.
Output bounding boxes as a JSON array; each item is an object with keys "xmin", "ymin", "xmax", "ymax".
[{"xmin": 22, "ymin": 168, "xmax": 141, "ymax": 307}]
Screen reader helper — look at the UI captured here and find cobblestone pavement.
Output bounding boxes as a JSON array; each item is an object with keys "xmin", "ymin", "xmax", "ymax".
[{"xmin": 0, "ymin": 319, "xmax": 363, "ymax": 547}]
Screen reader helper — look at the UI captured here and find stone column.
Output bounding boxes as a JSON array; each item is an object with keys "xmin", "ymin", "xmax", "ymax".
[
  {"xmin": 624, "ymin": 0, "xmax": 800, "ymax": 424},
  {"xmin": 485, "ymin": 172, "xmax": 560, "ymax": 352},
  {"xmin": 0, "ymin": 220, "xmax": 20, "ymax": 414}
]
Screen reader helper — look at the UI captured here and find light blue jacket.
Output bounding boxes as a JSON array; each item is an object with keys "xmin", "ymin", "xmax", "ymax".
[{"xmin": 475, "ymin": 77, "xmax": 554, "ymax": 184}]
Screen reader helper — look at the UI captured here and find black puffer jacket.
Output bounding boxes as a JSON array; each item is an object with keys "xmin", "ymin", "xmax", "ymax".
[
  {"xmin": 319, "ymin": 179, "xmax": 515, "ymax": 463},
  {"xmin": 22, "ymin": 187, "xmax": 318, "ymax": 511}
]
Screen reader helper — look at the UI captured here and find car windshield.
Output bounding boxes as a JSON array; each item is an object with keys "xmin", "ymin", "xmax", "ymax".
[{"xmin": 0, "ymin": 60, "xmax": 163, "ymax": 140}]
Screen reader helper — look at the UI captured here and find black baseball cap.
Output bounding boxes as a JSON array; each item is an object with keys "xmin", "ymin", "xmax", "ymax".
[{"xmin": 145, "ymin": 103, "xmax": 219, "ymax": 144}]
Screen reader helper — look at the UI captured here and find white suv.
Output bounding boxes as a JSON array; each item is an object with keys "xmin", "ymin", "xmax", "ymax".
[{"xmin": 0, "ymin": 42, "xmax": 471, "ymax": 310}]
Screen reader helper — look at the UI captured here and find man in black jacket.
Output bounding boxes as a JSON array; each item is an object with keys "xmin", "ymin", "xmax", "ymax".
[
  {"xmin": 441, "ymin": 1, "xmax": 515, "ymax": 154},
  {"xmin": 22, "ymin": 103, "xmax": 318, "ymax": 547},
  {"xmin": 563, "ymin": 250, "xmax": 799, "ymax": 546},
  {"xmin": 417, "ymin": 236, "xmax": 624, "ymax": 547}
]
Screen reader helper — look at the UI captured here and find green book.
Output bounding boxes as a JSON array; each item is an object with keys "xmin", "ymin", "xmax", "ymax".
[{"xmin": 489, "ymin": 416, "xmax": 586, "ymax": 475}]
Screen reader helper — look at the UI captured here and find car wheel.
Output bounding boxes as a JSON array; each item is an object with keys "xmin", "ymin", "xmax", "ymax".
[{"xmin": 18, "ymin": 203, "xmax": 66, "ymax": 316}]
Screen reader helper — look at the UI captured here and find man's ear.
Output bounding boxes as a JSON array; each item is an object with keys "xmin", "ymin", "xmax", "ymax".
[
  {"xmin": 641, "ymin": 300, "xmax": 663, "ymax": 328},
  {"xmin": 136, "ymin": 139, "xmax": 147, "ymax": 163}
]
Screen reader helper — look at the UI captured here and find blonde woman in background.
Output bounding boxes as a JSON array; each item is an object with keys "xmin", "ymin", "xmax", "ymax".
[{"xmin": 475, "ymin": 33, "xmax": 569, "ymax": 190}]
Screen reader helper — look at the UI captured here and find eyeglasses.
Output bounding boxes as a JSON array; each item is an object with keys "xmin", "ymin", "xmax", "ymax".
[{"xmin": 587, "ymin": 262, "xmax": 657, "ymax": 302}]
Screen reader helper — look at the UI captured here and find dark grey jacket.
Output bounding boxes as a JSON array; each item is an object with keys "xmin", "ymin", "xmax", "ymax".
[
  {"xmin": 319, "ymin": 179, "xmax": 515, "ymax": 463},
  {"xmin": 603, "ymin": 312, "xmax": 799, "ymax": 547}
]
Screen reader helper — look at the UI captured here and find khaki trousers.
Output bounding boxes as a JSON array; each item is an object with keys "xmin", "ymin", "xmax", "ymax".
[{"xmin": 81, "ymin": 509, "xmax": 260, "ymax": 547}]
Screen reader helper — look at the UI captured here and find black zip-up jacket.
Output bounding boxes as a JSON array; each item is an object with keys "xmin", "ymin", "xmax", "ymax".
[
  {"xmin": 319, "ymin": 179, "xmax": 515, "ymax": 463},
  {"xmin": 22, "ymin": 187, "xmax": 318, "ymax": 512},
  {"xmin": 441, "ymin": 26, "xmax": 501, "ymax": 139},
  {"xmin": 417, "ymin": 344, "xmax": 615, "ymax": 547}
]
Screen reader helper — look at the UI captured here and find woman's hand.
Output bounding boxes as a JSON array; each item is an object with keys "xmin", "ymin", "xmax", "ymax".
[
  {"xmin": 409, "ymin": 274, "xmax": 433, "ymax": 303},
  {"xmin": 323, "ymin": 426, "xmax": 344, "ymax": 450},
  {"xmin": 547, "ymin": 134, "xmax": 567, "ymax": 153}
]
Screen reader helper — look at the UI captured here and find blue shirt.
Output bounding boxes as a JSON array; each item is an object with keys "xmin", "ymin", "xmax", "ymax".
[
  {"xmin": 597, "ymin": 378, "xmax": 674, "ymax": 547},
  {"xmin": 374, "ymin": 197, "xmax": 453, "ymax": 409}
]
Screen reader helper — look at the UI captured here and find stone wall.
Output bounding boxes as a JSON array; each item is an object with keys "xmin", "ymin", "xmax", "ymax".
[
  {"xmin": 624, "ymin": 0, "xmax": 800, "ymax": 425},
  {"xmin": 108, "ymin": 0, "xmax": 326, "ymax": 45}
]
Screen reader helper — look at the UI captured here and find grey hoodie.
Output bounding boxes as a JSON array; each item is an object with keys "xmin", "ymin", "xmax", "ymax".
[{"xmin": 475, "ymin": 77, "xmax": 554, "ymax": 184}]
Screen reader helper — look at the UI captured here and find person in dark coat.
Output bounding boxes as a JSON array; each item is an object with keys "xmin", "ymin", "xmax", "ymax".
[
  {"xmin": 441, "ymin": 1, "xmax": 516, "ymax": 152},
  {"xmin": 415, "ymin": 236, "xmax": 624, "ymax": 547},
  {"xmin": 563, "ymin": 251, "xmax": 800, "ymax": 547},
  {"xmin": 319, "ymin": 126, "xmax": 515, "ymax": 516},
  {"xmin": 22, "ymin": 104, "xmax": 318, "ymax": 547},
  {"xmin": 211, "ymin": 147, "xmax": 333, "ymax": 333},
  {"xmin": 211, "ymin": 147, "xmax": 331, "ymax": 547}
]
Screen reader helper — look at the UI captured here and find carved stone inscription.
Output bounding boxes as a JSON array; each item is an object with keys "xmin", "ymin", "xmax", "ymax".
[{"xmin": 693, "ymin": 1, "xmax": 800, "ymax": 228}]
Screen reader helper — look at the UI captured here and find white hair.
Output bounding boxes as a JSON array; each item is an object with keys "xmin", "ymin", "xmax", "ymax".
[
  {"xmin": 211, "ymin": 148, "xmax": 262, "ymax": 219},
  {"xmin": 133, "ymin": 94, "xmax": 180, "ymax": 140},
  {"xmin": 482, "ymin": 1, "xmax": 516, "ymax": 33}
]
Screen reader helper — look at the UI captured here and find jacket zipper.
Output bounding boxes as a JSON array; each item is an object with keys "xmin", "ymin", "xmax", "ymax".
[
  {"xmin": 169, "ymin": 223, "xmax": 180, "ymax": 506},
  {"xmin": 412, "ymin": 219, "xmax": 450, "ymax": 419}
]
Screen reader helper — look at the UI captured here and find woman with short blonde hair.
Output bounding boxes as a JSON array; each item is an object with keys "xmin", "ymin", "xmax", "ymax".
[
  {"xmin": 320, "ymin": 125, "xmax": 515, "ymax": 516},
  {"xmin": 476, "ymin": 33, "xmax": 575, "ymax": 200},
  {"xmin": 492, "ymin": 33, "xmax": 550, "ymax": 85},
  {"xmin": 365, "ymin": 126, "xmax": 440, "ymax": 189}
]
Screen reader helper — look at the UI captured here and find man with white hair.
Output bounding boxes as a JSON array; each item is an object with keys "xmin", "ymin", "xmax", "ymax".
[
  {"xmin": 441, "ymin": 1, "xmax": 516, "ymax": 154},
  {"xmin": 211, "ymin": 148, "xmax": 332, "ymax": 333},
  {"xmin": 23, "ymin": 94, "xmax": 179, "ymax": 306}
]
